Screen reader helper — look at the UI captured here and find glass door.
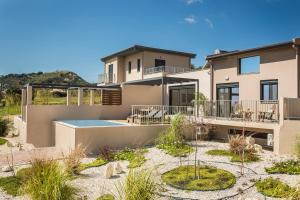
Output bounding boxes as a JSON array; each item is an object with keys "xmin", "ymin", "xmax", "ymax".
[
  {"xmin": 216, "ymin": 84, "xmax": 239, "ymax": 117},
  {"xmin": 108, "ymin": 64, "xmax": 113, "ymax": 83}
]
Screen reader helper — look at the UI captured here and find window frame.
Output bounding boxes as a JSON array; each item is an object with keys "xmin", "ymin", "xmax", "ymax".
[
  {"xmin": 260, "ymin": 79, "xmax": 278, "ymax": 101},
  {"xmin": 128, "ymin": 61, "xmax": 131, "ymax": 74},
  {"xmin": 238, "ymin": 56, "xmax": 260, "ymax": 75}
]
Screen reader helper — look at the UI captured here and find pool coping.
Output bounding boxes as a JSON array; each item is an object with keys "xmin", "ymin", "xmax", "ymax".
[{"xmin": 55, "ymin": 120, "xmax": 130, "ymax": 129}]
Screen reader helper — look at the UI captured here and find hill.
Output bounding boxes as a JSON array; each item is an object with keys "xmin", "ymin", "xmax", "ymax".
[{"xmin": 0, "ymin": 71, "xmax": 89, "ymax": 90}]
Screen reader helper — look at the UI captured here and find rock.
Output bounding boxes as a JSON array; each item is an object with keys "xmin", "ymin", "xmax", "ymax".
[
  {"xmin": 105, "ymin": 164, "xmax": 114, "ymax": 179},
  {"xmin": 2, "ymin": 165, "xmax": 13, "ymax": 172},
  {"xmin": 115, "ymin": 162, "xmax": 123, "ymax": 174}
]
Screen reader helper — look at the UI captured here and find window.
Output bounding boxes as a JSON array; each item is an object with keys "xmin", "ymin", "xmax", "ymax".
[
  {"xmin": 155, "ymin": 59, "xmax": 166, "ymax": 67},
  {"xmin": 261, "ymin": 80, "xmax": 278, "ymax": 101},
  {"xmin": 239, "ymin": 56, "xmax": 260, "ymax": 74},
  {"xmin": 137, "ymin": 59, "xmax": 141, "ymax": 72},
  {"xmin": 128, "ymin": 61, "xmax": 131, "ymax": 74},
  {"xmin": 108, "ymin": 64, "xmax": 113, "ymax": 83},
  {"xmin": 169, "ymin": 85, "xmax": 195, "ymax": 106}
]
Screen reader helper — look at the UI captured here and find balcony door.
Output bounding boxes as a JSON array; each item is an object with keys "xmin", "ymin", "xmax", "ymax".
[
  {"xmin": 108, "ymin": 64, "xmax": 113, "ymax": 83},
  {"xmin": 169, "ymin": 85, "xmax": 195, "ymax": 106},
  {"xmin": 216, "ymin": 83, "xmax": 239, "ymax": 117}
]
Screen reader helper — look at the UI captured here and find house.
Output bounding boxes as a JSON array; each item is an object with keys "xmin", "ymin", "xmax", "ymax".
[{"xmin": 203, "ymin": 37, "xmax": 300, "ymax": 154}]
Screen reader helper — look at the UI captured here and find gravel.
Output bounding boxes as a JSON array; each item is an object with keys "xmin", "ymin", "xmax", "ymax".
[{"xmin": 0, "ymin": 141, "xmax": 299, "ymax": 200}]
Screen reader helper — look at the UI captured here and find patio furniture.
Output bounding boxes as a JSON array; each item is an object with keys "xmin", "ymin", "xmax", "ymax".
[
  {"xmin": 244, "ymin": 109, "xmax": 254, "ymax": 121},
  {"xmin": 258, "ymin": 104, "xmax": 276, "ymax": 122},
  {"xmin": 133, "ymin": 109, "xmax": 159, "ymax": 124},
  {"xmin": 152, "ymin": 109, "xmax": 169, "ymax": 123},
  {"xmin": 230, "ymin": 104, "xmax": 243, "ymax": 120}
]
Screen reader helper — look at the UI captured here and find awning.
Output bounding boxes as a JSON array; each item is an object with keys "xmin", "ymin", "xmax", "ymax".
[{"xmin": 123, "ymin": 76, "xmax": 199, "ymax": 86}]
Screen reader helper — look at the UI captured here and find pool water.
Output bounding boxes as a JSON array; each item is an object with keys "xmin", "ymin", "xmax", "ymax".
[{"xmin": 60, "ymin": 120, "xmax": 128, "ymax": 127}]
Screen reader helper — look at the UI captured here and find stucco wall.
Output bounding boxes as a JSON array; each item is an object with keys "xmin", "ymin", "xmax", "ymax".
[
  {"xmin": 211, "ymin": 46, "xmax": 297, "ymax": 100},
  {"xmin": 24, "ymin": 85, "xmax": 162, "ymax": 147}
]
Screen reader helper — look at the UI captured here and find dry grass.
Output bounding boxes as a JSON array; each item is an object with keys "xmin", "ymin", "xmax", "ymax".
[{"xmin": 64, "ymin": 145, "xmax": 86, "ymax": 175}]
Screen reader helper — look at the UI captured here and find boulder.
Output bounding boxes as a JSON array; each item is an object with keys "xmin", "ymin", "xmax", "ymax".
[
  {"xmin": 105, "ymin": 164, "xmax": 114, "ymax": 179},
  {"xmin": 2, "ymin": 165, "xmax": 13, "ymax": 172},
  {"xmin": 115, "ymin": 162, "xmax": 123, "ymax": 174}
]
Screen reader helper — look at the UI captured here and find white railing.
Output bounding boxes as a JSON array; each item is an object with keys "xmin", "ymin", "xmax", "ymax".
[
  {"xmin": 98, "ymin": 73, "xmax": 116, "ymax": 84},
  {"xmin": 199, "ymin": 100, "xmax": 279, "ymax": 123},
  {"xmin": 131, "ymin": 105, "xmax": 195, "ymax": 124},
  {"xmin": 144, "ymin": 66, "xmax": 192, "ymax": 75}
]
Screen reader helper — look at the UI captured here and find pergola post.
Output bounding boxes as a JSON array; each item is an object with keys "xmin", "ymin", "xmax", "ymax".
[
  {"xmin": 196, "ymin": 80, "xmax": 199, "ymax": 117},
  {"xmin": 66, "ymin": 90, "xmax": 71, "ymax": 106},
  {"xmin": 26, "ymin": 85, "xmax": 32, "ymax": 105},
  {"xmin": 90, "ymin": 90, "xmax": 94, "ymax": 106},
  {"xmin": 21, "ymin": 88, "xmax": 27, "ymax": 106},
  {"xmin": 78, "ymin": 88, "xmax": 83, "ymax": 106}
]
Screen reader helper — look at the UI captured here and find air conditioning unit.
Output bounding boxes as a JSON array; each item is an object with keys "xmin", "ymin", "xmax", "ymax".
[{"xmin": 267, "ymin": 134, "xmax": 274, "ymax": 146}]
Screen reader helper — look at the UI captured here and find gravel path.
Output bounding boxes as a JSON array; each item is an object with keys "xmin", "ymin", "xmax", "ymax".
[{"xmin": 0, "ymin": 141, "xmax": 299, "ymax": 200}]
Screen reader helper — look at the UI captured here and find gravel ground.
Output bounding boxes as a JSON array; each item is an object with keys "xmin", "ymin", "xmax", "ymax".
[{"xmin": 0, "ymin": 141, "xmax": 299, "ymax": 200}]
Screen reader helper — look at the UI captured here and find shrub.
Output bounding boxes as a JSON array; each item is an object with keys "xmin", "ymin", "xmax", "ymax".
[
  {"xmin": 296, "ymin": 137, "xmax": 300, "ymax": 160},
  {"xmin": 206, "ymin": 149, "xmax": 260, "ymax": 163},
  {"xmin": 99, "ymin": 146, "xmax": 115, "ymax": 161},
  {"xmin": 64, "ymin": 146, "xmax": 86, "ymax": 175},
  {"xmin": 255, "ymin": 177, "xmax": 295, "ymax": 198},
  {"xmin": 0, "ymin": 117, "xmax": 11, "ymax": 137},
  {"xmin": 79, "ymin": 157, "xmax": 107, "ymax": 171},
  {"xmin": 156, "ymin": 113, "xmax": 193, "ymax": 157},
  {"xmin": 0, "ymin": 176, "xmax": 22, "ymax": 196},
  {"xmin": 22, "ymin": 159, "xmax": 78, "ymax": 200},
  {"xmin": 116, "ymin": 170, "xmax": 157, "ymax": 200},
  {"xmin": 0, "ymin": 137, "xmax": 7, "ymax": 145},
  {"xmin": 114, "ymin": 148, "xmax": 148, "ymax": 168},
  {"xmin": 265, "ymin": 160, "xmax": 300, "ymax": 175},
  {"xmin": 228, "ymin": 135, "xmax": 247, "ymax": 155}
]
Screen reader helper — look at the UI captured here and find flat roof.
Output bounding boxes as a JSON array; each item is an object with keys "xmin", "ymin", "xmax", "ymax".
[
  {"xmin": 206, "ymin": 40, "xmax": 294, "ymax": 60},
  {"xmin": 101, "ymin": 45, "xmax": 196, "ymax": 62},
  {"xmin": 123, "ymin": 76, "xmax": 198, "ymax": 86},
  {"xmin": 25, "ymin": 83, "xmax": 121, "ymax": 90}
]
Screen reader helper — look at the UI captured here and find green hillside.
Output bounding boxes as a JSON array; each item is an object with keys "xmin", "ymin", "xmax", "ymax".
[{"xmin": 0, "ymin": 71, "xmax": 89, "ymax": 90}]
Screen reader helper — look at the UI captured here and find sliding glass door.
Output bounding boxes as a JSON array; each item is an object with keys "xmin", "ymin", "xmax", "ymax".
[
  {"xmin": 216, "ymin": 83, "xmax": 239, "ymax": 117},
  {"xmin": 169, "ymin": 85, "xmax": 195, "ymax": 106}
]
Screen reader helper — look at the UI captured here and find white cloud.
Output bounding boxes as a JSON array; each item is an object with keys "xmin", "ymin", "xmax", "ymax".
[
  {"xmin": 185, "ymin": 0, "xmax": 203, "ymax": 5},
  {"xmin": 204, "ymin": 18, "xmax": 214, "ymax": 29},
  {"xmin": 185, "ymin": 16, "xmax": 197, "ymax": 24}
]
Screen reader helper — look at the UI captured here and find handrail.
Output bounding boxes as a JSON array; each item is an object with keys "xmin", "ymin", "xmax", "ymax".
[{"xmin": 144, "ymin": 66, "xmax": 192, "ymax": 75}]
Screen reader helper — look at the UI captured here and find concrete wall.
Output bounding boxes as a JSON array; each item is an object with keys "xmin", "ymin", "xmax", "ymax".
[
  {"xmin": 211, "ymin": 46, "xmax": 297, "ymax": 100},
  {"xmin": 124, "ymin": 52, "xmax": 143, "ymax": 82},
  {"xmin": 54, "ymin": 122, "xmax": 169, "ymax": 154},
  {"xmin": 23, "ymin": 85, "xmax": 162, "ymax": 147}
]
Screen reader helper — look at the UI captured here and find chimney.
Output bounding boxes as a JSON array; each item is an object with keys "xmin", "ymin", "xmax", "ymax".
[{"xmin": 214, "ymin": 49, "xmax": 228, "ymax": 55}]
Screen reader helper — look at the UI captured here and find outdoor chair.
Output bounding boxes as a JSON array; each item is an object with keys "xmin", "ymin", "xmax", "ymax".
[
  {"xmin": 152, "ymin": 109, "xmax": 169, "ymax": 123},
  {"xmin": 132, "ymin": 109, "xmax": 158, "ymax": 124},
  {"xmin": 258, "ymin": 104, "xmax": 276, "ymax": 122},
  {"xmin": 230, "ymin": 104, "xmax": 243, "ymax": 120}
]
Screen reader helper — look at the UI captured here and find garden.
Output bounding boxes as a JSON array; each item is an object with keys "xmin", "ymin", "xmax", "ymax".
[{"xmin": 0, "ymin": 114, "xmax": 299, "ymax": 200}]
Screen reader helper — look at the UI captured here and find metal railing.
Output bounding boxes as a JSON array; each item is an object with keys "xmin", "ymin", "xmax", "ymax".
[
  {"xmin": 198, "ymin": 100, "xmax": 279, "ymax": 123},
  {"xmin": 131, "ymin": 105, "xmax": 195, "ymax": 124},
  {"xmin": 144, "ymin": 66, "xmax": 192, "ymax": 75},
  {"xmin": 98, "ymin": 73, "xmax": 115, "ymax": 84}
]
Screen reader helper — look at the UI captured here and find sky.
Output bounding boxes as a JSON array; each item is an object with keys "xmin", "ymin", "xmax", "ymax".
[{"xmin": 1, "ymin": 0, "xmax": 300, "ymax": 83}]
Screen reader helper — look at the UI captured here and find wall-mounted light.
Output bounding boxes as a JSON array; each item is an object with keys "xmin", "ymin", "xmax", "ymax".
[{"xmin": 225, "ymin": 76, "xmax": 229, "ymax": 81}]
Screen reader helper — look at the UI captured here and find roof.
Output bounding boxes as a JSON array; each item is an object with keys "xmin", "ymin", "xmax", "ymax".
[
  {"xmin": 206, "ymin": 39, "xmax": 297, "ymax": 60},
  {"xmin": 25, "ymin": 83, "xmax": 121, "ymax": 90},
  {"xmin": 101, "ymin": 45, "xmax": 196, "ymax": 62},
  {"xmin": 123, "ymin": 76, "xmax": 198, "ymax": 86}
]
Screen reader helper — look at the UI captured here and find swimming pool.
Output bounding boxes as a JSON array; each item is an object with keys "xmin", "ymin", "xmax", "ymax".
[{"xmin": 59, "ymin": 120, "xmax": 128, "ymax": 128}]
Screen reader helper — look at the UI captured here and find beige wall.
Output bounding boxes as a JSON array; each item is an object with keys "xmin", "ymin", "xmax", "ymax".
[
  {"xmin": 54, "ymin": 122, "xmax": 169, "ymax": 154},
  {"xmin": 124, "ymin": 52, "xmax": 143, "ymax": 82},
  {"xmin": 23, "ymin": 85, "xmax": 162, "ymax": 147},
  {"xmin": 211, "ymin": 46, "xmax": 297, "ymax": 100}
]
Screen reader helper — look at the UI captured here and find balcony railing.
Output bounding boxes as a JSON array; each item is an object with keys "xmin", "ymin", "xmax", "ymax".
[
  {"xmin": 131, "ymin": 105, "xmax": 195, "ymax": 124},
  {"xmin": 199, "ymin": 100, "xmax": 279, "ymax": 123},
  {"xmin": 144, "ymin": 66, "xmax": 192, "ymax": 75},
  {"xmin": 98, "ymin": 73, "xmax": 115, "ymax": 84}
]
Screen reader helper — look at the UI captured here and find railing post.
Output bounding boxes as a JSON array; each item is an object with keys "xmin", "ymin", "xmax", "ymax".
[{"xmin": 255, "ymin": 100, "xmax": 258, "ymax": 122}]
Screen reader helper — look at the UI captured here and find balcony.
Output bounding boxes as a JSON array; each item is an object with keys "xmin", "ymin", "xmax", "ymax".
[
  {"xmin": 199, "ymin": 100, "xmax": 279, "ymax": 123},
  {"xmin": 98, "ymin": 73, "xmax": 116, "ymax": 85},
  {"xmin": 144, "ymin": 66, "xmax": 192, "ymax": 75}
]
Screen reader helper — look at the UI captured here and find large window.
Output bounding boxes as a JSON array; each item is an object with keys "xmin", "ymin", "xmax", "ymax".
[
  {"xmin": 261, "ymin": 80, "xmax": 278, "ymax": 101},
  {"xmin": 137, "ymin": 59, "xmax": 141, "ymax": 72},
  {"xmin": 169, "ymin": 85, "xmax": 195, "ymax": 106},
  {"xmin": 128, "ymin": 61, "xmax": 131, "ymax": 74},
  {"xmin": 239, "ymin": 56, "xmax": 260, "ymax": 74},
  {"xmin": 108, "ymin": 64, "xmax": 113, "ymax": 83},
  {"xmin": 155, "ymin": 59, "xmax": 166, "ymax": 67}
]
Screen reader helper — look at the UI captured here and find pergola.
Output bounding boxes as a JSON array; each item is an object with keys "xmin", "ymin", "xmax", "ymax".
[
  {"xmin": 123, "ymin": 76, "xmax": 200, "ymax": 106},
  {"xmin": 22, "ymin": 83, "xmax": 121, "ymax": 106}
]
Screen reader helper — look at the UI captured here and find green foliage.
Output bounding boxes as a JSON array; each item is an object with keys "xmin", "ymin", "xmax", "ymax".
[
  {"xmin": 22, "ymin": 159, "xmax": 78, "ymax": 200},
  {"xmin": 296, "ymin": 137, "xmax": 300, "ymax": 160},
  {"xmin": 0, "ymin": 104, "xmax": 21, "ymax": 117},
  {"xmin": 156, "ymin": 113, "xmax": 193, "ymax": 157},
  {"xmin": 96, "ymin": 194, "xmax": 115, "ymax": 200},
  {"xmin": 116, "ymin": 170, "xmax": 157, "ymax": 200},
  {"xmin": 206, "ymin": 149, "xmax": 260, "ymax": 163},
  {"xmin": 0, "ymin": 137, "xmax": 7, "ymax": 145},
  {"xmin": 265, "ymin": 160, "xmax": 300, "ymax": 175},
  {"xmin": 0, "ymin": 117, "xmax": 11, "ymax": 137},
  {"xmin": 79, "ymin": 158, "xmax": 107, "ymax": 171},
  {"xmin": 162, "ymin": 165, "xmax": 236, "ymax": 191},
  {"xmin": 114, "ymin": 148, "xmax": 148, "ymax": 168},
  {"xmin": 255, "ymin": 177, "xmax": 295, "ymax": 198},
  {"xmin": 0, "ymin": 176, "xmax": 22, "ymax": 196}
]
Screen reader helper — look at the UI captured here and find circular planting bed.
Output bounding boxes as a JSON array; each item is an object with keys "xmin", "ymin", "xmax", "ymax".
[{"xmin": 162, "ymin": 165, "xmax": 236, "ymax": 191}]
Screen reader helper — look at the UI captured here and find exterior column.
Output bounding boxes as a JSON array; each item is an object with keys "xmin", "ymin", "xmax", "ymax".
[
  {"xmin": 66, "ymin": 90, "xmax": 71, "ymax": 106},
  {"xmin": 78, "ymin": 88, "xmax": 83, "ymax": 106},
  {"xmin": 196, "ymin": 80, "xmax": 199, "ymax": 117},
  {"xmin": 21, "ymin": 89, "xmax": 27, "ymax": 106},
  {"xmin": 90, "ymin": 90, "xmax": 94, "ymax": 106},
  {"xmin": 26, "ymin": 86, "xmax": 32, "ymax": 105}
]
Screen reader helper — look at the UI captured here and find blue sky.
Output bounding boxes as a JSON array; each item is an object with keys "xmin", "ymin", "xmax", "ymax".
[{"xmin": 1, "ymin": 0, "xmax": 300, "ymax": 83}]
